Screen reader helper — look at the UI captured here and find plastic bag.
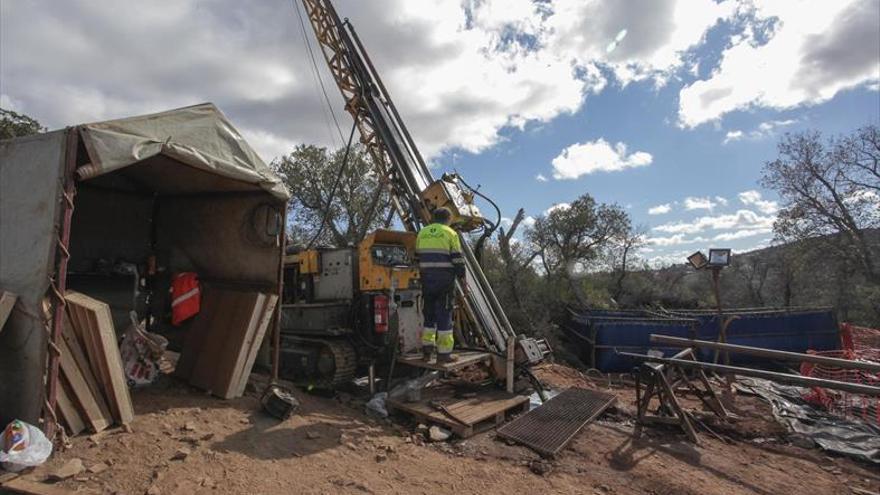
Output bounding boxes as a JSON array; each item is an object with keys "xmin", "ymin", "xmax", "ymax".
[
  {"xmin": 119, "ymin": 311, "xmax": 168, "ymax": 387},
  {"xmin": 0, "ymin": 420, "xmax": 52, "ymax": 471},
  {"xmin": 365, "ymin": 392, "xmax": 389, "ymax": 418}
]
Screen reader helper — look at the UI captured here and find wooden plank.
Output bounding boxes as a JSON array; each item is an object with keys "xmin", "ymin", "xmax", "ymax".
[
  {"xmin": 66, "ymin": 303, "xmax": 102, "ymax": 383},
  {"xmin": 175, "ymin": 287, "xmax": 222, "ymax": 380},
  {"xmin": 232, "ymin": 294, "xmax": 278, "ymax": 398},
  {"xmin": 397, "ymin": 351, "xmax": 492, "ymax": 372},
  {"xmin": 61, "ymin": 311, "xmax": 112, "ymax": 420},
  {"xmin": 214, "ymin": 293, "xmax": 266, "ymax": 399},
  {"xmin": 208, "ymin": 291, "xmax": 263, "ymax": 397},
  {"xmin": 65, "ymin": 292, "xmax": 134, "ymax": 425},
  {"xmin": 55, "ymin": 380, "xmax": 85, "ymax": 436},
  {"xmin": 189, "ymin": 290, "xmax": 255, "ymax": 394},
  {"xmin": 0, "ymin": 290, "xmax": 17, "ymax": 333},
  {"xmin": 1, "ymin": 477, "xmax": 97, "ymax": 495},
  {"xmin": 57, "ymin": 337, "xmax": 110, "ymax": 432}
]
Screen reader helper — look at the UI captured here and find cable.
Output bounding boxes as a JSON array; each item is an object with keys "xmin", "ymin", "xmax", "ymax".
[
  {"xmin": 455, "ymin": 175, "xmax": 502, "ymax": 262},
  {"xmin": 293, "ymin": 0, "xmax": 346, "ymax": 145},
  {"xmin": 306, "ymin": 120, "xmax": 358, "ymax": 249}
]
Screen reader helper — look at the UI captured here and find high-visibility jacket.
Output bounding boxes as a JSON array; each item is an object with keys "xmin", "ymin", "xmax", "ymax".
[
  {"xmin": 171, "ymin": 272, "xmax": 200, "ymax": 326},
  {"xmin": 416, "ymin": 223, "xmax": 465, "ymax": 278}
]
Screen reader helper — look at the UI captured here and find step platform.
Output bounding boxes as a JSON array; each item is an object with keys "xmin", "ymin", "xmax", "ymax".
[
  {"xmin": 387, "ymin": 385, "xmax": 529, "ymax": 438},
  {"xmin": 397, "ymin": 350, "xmax": 492, "ymax": 372}
]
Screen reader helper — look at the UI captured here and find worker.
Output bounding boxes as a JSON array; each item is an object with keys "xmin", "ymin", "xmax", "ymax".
[{"xmin": 416, "ymin": 207, "xmax": 465, "ymax": 363}]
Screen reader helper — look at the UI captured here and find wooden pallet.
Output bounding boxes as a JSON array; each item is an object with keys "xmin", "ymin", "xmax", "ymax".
[
  {"xmin": 397, "ymin": 351, "xmax": 493, "ymax": 372},
  {"xmin": 387, "ymin": 386, "xmax": 529, "ymax": 438}
]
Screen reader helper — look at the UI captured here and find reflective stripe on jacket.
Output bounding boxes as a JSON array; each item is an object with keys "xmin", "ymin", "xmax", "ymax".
[
  {"xmin": 171, "ymin": 272, "xmax": 200, "ymax": 326},
  {"xmin": 416, "ymin": 223, "xmax": 465, "ymax": 277}
]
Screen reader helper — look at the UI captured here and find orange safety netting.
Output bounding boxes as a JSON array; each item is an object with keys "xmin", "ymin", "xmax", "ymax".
[{"xmin": 800, "ymin": 323, "xmax": 880, "ymax": 425}]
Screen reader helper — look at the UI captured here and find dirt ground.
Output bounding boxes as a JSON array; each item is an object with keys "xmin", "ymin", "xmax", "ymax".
[{"xmin": 6, "ymin": 363, "xmax": 879, "ymax": 495}]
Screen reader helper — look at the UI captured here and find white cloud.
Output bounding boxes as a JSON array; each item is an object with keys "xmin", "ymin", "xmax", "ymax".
[
  {"xmin": 535, "ymin": 173, "xmax": 548, "ymax": 182},
  {"xmin": 551, "ymin": 138, "xmax": 652, "ymax": 180},
  {"xmin": 545, "ymin": 203, "xmax": 571, "ymax": 215},
  {"xmin": 683, "ymin": 196, "xmax": 717, "ymax": 211},
  {"xmin": 522, "ymin": 216, "xmax": 537, "ymax": 229},
  {"xmin": 679, "ymin": 1, "xmax": 880, "ymax": 127},
  {"xmin": 647, "ymin": 234, "xmax": 706, "ymax": 246},
  {"xmin": 723, "ymin": 130, "xmax": 745, "ymax": 144},
  {"xmin": 546, "ymin": 0, "xmax": 736, "ymax": 85},
  {"xmin": 715, "ymin": 196, "xmax": 729, "ymax": 206},
  {"xmin": 723, "ymin": 119, "xmax": 798, "ymax": 144},
  {"xmin": 648, "ymin": 203, "xmax": 672, "ymax": 215},
  {"xmin": 738, "ymin": 190, "xmax": 779, "ymax": 214},
  {"xmin": 711, "ymin": 227, "xmax": 772, "ymax": 241},
  {"xmin": 653, "ymin": 209, "xmax": 776, "ymax": 234},
  {"xmin": 0, "ymin": 0, "xmax": 742, "ymax": 163}
]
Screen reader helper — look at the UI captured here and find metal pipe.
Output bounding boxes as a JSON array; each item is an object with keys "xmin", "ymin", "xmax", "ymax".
[
  {"xmin": 649, "ymin": 334, "xmax": 880, "ymax": 373},
  {"xmin": 271, "ymin": 206, "xmax": 288, "ymax": 384},
  {"xmin": 618, "ymin": 351, "xmax": 880, "ymax": 396}
]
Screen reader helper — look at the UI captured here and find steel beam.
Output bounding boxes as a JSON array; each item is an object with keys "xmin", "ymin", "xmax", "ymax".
[
  {"xmin": 649, "ymin": 334, "xmax": 880, "ymax": 373},
  {"xmin": 619, "ymin": 351, "xmax": 880, "ymax": 396}
]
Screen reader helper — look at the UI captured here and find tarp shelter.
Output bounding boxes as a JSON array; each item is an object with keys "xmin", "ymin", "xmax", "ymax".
[{"xmin": 0, "ymin": 103, "xmax": 290, "ymax": 431}]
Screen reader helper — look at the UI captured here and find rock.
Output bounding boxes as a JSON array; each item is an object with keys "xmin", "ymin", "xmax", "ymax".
[
  {"xmin": 48, "ymin": 458, "xmax": 84, "ymax": 481},
  {"xmin": 182, "ymin": 422, "xmax": 197, "ymax": 432},
  {"xmin": 122, "ymin": 423, "xmax": 134, "ymax": 433},
  {"xmin": 344, "ymin": 442, "xmax": 358, "ymax": 451},
  {"xmin": 146, "ymin": 485, "xmax": 161, "ymax": 495},
  {"xmin": 306, "ymin": 431, "xmax": 321, "ymax": 440},
  {"xmin": 171, "ymin": 448, "xmax": 191, "ymax": 461},
  {"xmin": 415, "ymin": 424, "xmax": 429, "ymax": 435},
  {"xmin": 200, "ymin": 433, "xmax": 215, "ymax": 442},
  {"xmin": 87, "ymin": 462, "xmax": 109, "ymax": 474},
  {"xmin": 88, "ymin": 432, "xmax": 105, "ymax": 445},
  {"xmin": 199, "ymin": 476, "xmax": 216, "ymax": 488},
  {"xmin": 375, "ymin": 453, "xmax": 387, "ymax": 463},
  {"xmin": 428, "ymin": 426, "xmax": 452, "ymax": 442}
]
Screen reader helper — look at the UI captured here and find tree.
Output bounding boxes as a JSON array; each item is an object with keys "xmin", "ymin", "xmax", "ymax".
[
  {"xmin": 0, "ymin": 108, "xmax": 45, "ymax": 139},
  {"xmin": 730, "ymin": 255, "xmax": 770, "ymax": 307},
  {"xmin": 762, "ymin": 125, "xmax": 880, "ymax": 285},
  {"xmin": 605, "ymin": 226, "xmax": 645, "ymax": 303},
  {"xmin": 527, "ymin": 194, "xmax": 631, "ymax": 306},
  {"xmin": 273, "ymin": 144, "xmax": 391, "ymax": 247}
]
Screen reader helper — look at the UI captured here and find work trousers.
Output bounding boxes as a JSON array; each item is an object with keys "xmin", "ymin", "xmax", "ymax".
[{"xmin": 421, "ymin": 270, "xmax": 455, "ymax": 355}]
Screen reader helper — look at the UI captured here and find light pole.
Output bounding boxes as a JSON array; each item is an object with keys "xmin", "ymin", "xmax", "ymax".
[{"xmin": 687, "ymin": 248, "xmax": 732, "ymax": 363}]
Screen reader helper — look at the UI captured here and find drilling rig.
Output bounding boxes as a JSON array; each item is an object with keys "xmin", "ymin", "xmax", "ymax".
[{"xmin": 279, "ymin": 0, "xmax": 550, "ymax": 388}]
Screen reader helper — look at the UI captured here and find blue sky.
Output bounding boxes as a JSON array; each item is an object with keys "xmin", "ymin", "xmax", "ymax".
[{"xmin": 2, "ymin": 0, "xmax": 879, "ymax": 264}]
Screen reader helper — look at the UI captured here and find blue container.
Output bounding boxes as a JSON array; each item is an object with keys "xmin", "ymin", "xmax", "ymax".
[
  {"xmin": 664, "ymin": 309, "xmax": 840, "ymax": 365},
  {"xmin": 564, "ymin": 307, "xmax": 840, "ymax": 372}
]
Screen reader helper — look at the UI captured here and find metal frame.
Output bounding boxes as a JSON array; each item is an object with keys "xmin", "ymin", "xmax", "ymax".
[
  {"xmin": 633, "ymin": 348, "xmax": 727, "ymax": 444},
  {"xmin": 43, "ymin": 127, "xmax": 80, "ymax": 439}
]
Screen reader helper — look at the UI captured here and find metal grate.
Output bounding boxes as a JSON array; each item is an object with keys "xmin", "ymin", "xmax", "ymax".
[{"xmin": 497, "ymin": 387, "xmax": 616, "ymax": 456}]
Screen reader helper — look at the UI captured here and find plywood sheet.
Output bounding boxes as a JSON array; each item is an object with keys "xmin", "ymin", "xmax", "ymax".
[{"xmin": 66, "ymin": 292, "xmax": 134, "ymax": 425}]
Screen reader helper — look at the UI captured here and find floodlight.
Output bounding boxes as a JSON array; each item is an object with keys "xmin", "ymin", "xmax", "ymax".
[
  {"xmin": 687, "ymin": 251, "xmax": 708, "ymax": 270},
  {"xmin": 707, "ymin": 248, "xmax": 731, "ymax": 267}
]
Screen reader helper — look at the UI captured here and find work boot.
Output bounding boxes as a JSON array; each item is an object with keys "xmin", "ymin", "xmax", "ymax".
[
  {"xmin": 437, "ymin": 353, "xmax": 457, "ymax": 364},
  {"xmin": 422, "ymin": 346, "xmax": 435, "ymax": 362}
]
